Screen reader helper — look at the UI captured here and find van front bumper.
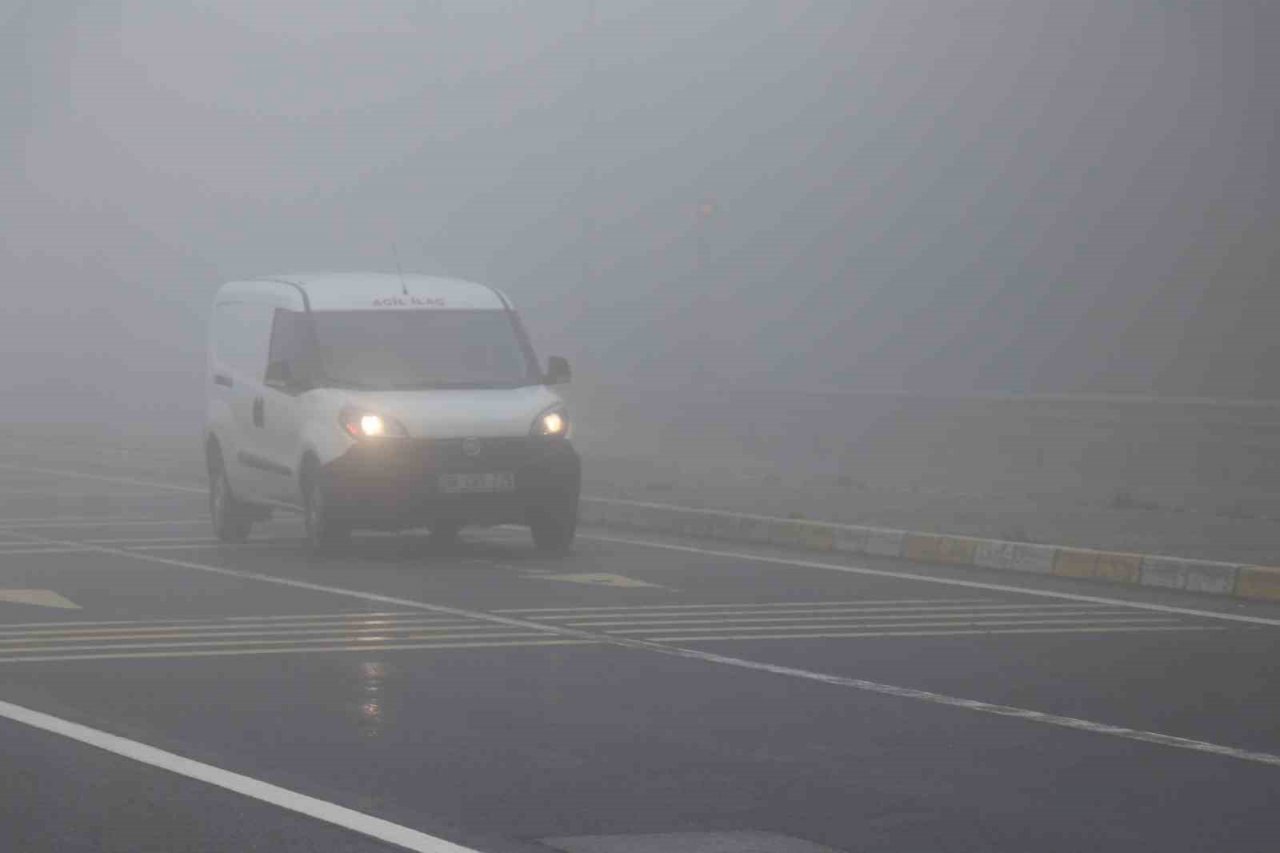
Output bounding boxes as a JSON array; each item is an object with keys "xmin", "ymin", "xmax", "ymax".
[{"xmin": 320, "ymin": 436, "xmax": 580, "ymax": 529}]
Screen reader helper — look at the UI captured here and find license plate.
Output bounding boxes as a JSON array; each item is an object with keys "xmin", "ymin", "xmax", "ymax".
[{"xmin": 438, "ymin": 472, "xmax": 516, "ymax": 494}]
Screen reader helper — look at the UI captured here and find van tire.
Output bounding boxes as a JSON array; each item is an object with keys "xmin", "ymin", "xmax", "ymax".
[
  {"xmin": 302, "ymin": 463, "xmax": 349, "ymax": 552},
  {"xmin": 208, "ymin": 447, "xmax": 252, "ymax": 544},
  {"xmin": 530, "ymin": 504, "xmax": 576, "ymax": 554}
]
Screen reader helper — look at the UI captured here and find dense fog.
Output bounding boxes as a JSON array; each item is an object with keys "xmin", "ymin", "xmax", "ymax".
[{"xmin": 2, "ymin": 1, "xmax": 1276, "ymax": 430}]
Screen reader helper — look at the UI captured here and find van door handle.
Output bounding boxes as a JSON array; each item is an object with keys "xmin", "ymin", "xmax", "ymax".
[
  {"xmin": 214, "ymin": 374, "xmax": 233, "ymax": 388},
  {"xmin": 253, "ymin": 397, "xmax": 265, "ymax": 428}
]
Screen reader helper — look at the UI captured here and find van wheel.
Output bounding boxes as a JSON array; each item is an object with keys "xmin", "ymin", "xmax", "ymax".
[
  {"xmin": 209, "ymin": 452, "xmax": 252, "ymax": 544},
  {"xmin": 530, "ymin": 504, "xmax": 577, "ymax": 554},
  {"xmin": 302, "ymin": 466, "xmax": 349, "ymax": 552}
]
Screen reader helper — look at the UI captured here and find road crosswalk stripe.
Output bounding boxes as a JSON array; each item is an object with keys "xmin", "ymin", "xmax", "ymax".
[
  {"xmin": 0, "ymin": 629, "xmax": 558, "ymax": 656},
  {"xmin": 648, "ymin": 625, "xmax": 1226, "ymax": 642},
  {"xmin": 494, "ymin": 599, "xmax": 996, "ymax": 613},
  {"xmin": 0, "ymin": 622, "xmax": 531, "ymax": 643},
  {"xmin": 602, "ymin": 616, "xmax": 1183, "ymax": 635},
  {"xmin": 554, "ymin": 604, "xmax": 1141, "ymax": 623},
  {"xmin": 562, "ymin": 608, "xmax": 1169, "ymax": 627},
  {"xmin": 0, "ymin": 611, "xmax": 418, "ymax": 630},
  {"xmin": 0, "ymin": 637, "xmax": 593, "ymax": 664}
]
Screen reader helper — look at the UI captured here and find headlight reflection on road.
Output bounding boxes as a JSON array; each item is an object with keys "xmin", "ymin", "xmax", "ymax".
[{"xmin": 358, "ymin": 661, "xmax": 388, "ymax": 738}]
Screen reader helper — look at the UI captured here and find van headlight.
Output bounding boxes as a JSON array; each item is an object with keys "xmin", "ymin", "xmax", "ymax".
[
  {"xmin": 533, "ymin": 406, "xmax": 569, "ymax": 437},
  {"xmin": 340, "ymin": 407, "xmax": 409, "ymax": 439}
]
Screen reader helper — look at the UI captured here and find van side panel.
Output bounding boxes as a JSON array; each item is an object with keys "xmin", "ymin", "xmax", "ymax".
[{"xmin": 208, "ymin": 299, "xmax": 276, "ymax": 502}]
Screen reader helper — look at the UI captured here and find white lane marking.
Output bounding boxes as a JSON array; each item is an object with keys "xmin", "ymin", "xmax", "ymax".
[
  {"xmin": 80, "ymin": 536, "xmax": 295, "ymax": 545},
  {"xmin": 555, "ymin": 604, "xmax": 1141, "ymax": 623},
  {"xmin": 0, "ymin": 519, "xmax": 206, "ymax": 530},
  {"xmin": 0, "ymin": 612, "xmax": 418, "ymax": 630},
  {"xmin": 0, "ymin": 638, "xmax": 593, "ymax": 664},
  {"xmin": 0, "ymin": 698, "xmax": 484, "ymax": 853},
  {"xmin": 0, "ymin": 486, "xmax": 187, "ymax": 496},
  {"xmin": 0, "ymin": 620, "xmax": 510, "ymax": 642},
  {"xmin": 494, "ymin": 599, "xmax": 996, "ymax": 613},
  {"xmin": 532, "ymin": 572, "xmax": 667, "ymax": 589},
  {"xmin": 15, "ymin": 531, "xmax": 1280, "ymax": 769},
  {"xmin": 225, "ymin": 611, "xmax": 411, "ymax": 622},
  {"xmin": 649, "ymin": 625, "xmax": 1227, "ymax": 642},
  {"xmin": 129, "ymin": 542, "xmax": 299, "ymax": 552},
  {"xmin": 0, "ymin": 630, "xmax": 559, "ymax": 655},
  {"xmin": 570, "ymin": 612, "xmax": 1184, "ymax": 630},
  {"xmin": 0, "ymin": 463, "xmax": 206, "ymax": 494},
  {"xmin": 0, "ymin": 540, "xmax": 295, "ymax": 555},
  {"xmin": 601, "ymin": 616, "xmax": 1184, "ymax": 635},
  {"xmin": 0, "ymin": 547, "xmax": 100, "ymax": 555},
  {"xmin": 579, "ymin": 533, "xmax": 1280, "ymax": 628}
]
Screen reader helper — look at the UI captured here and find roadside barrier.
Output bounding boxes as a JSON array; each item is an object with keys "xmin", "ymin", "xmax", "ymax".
[{"xmin": 579, "ymin": 497, "xmax": 1278, "ymax": 603}]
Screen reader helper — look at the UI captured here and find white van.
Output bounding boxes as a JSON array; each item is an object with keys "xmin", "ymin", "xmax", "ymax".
[{"xmin": 204, "ymin": 272, "xmax": 579, "ymax": 552}]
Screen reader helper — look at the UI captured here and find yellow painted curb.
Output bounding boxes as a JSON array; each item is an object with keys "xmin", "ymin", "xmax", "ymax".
[
  {"xmin": 1053, "ymin": 549, "xmax": 1099, "ymax": 579},
  {"xmin": 1236, "ymin": 566, "xmax": 1280, "ymax": 602},
  {"xmin": 904, "ymin": 533, "xmax": 977, "ymax": 566},
  {"xmin": 1054, "ymin": 549, "xmax": 1142, "ymax": 584},
  {"xmin": 1093, "ymin": 552, "xmax": 1143, "ymax": 584},
  {"xmin": 792, "ymin": 522, "xmax": 836, "ymax": 552},
  {"xmin": 903, "ymin": 534, "xmax": 941, "ymax": 563},
  {"xmin": 579, "ymin": 497, "xmax": 1261, "ymax": 602}
]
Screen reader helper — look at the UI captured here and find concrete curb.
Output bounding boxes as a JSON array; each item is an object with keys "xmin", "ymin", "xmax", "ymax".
[{"xmin": 579, "ymin": 497, "xmax": 1279, "ymax": 604}]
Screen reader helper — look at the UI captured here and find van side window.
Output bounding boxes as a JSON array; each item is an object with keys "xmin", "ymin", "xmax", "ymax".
[
  {"xmin": 213, "ymin": 302, "xmax": 273, "ymax": 381},
  {"xmin": 265, "ymin": 310, "xmax": 312, "ymax": 388}
]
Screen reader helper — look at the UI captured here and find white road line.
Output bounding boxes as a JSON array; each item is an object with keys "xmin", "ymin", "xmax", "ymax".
[
  {"xmin": 15, "ymin": 530, "xmax": 1280, "ymax": 769},
  {"xmin": 0, "ymin": 518, "xmax": 207, "ymax": 530},
  {"xmin": 0, "ymin": 698, "xmax": 484, "ymax": 853},
  {"xmin": 225, "ymin": 610, "xmax": 413, "ymax": 622},
  {"xmin": 494, "ymin": 599, "xmax": 996, "ymax": 614},
  {"xmin": 556, "ymin": 604, "xmax": 1139, "ymax": 624},
  {"xmin": 0, "ymin": 517, "xmax": 168, "ymax": 527},
  {"xmin": 0, "ymin": 547, "xmax": 100, "ymax": 556},
  {"xmin": 0, "ymin": 540, "xmax": 292, "ymax": 555},
  {"xmin": 649, "ymin": 625, "xmax": 1227, "ymax": 642},
  {"xmin": 0, "ymin": 612, "xmax": 418, "ymax": 630},
  {"xmin": 129, "ymin": 542, "xmax": 299, "ymax": 552},
  {"xmin": 0, "ymin": 629, "xmax": 559, "ymax": 656},
  {"xmin": 580, "ymin": 532, "xmax": 1280, "ymax": 628},
  {"xmin": 602, "ymin": 616, "xmax": 1183, "ymax": 635},
  {"xmin": 0, "ymin": 638, "xmax": 593, "ymax": 665},
  {"xmin": 0, "ymin": 463, "xmax": 206, "ymax": 494},
  {"xmin": 0, "ymin": 620, "xmax": 504, "ymax": 641},
  {"xmin": 571, "ymin": 611, "xmax": 1182, "ymax": 629},
  {"xmin": 0, "ymin": 614, "xmax": 1184, "ymax": 641},
  {"xmin": 0, "ymin": 485, "xmax": 195, "ymax": 498},
  {"xmin": 80, "ymin": 536, "xmax": 296, "ymax": 545}
]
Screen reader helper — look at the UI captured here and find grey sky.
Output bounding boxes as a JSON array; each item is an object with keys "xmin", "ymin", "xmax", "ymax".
[{"xmin": 1, "ymin": 1, "xmax": 1276, "ymax": 426}]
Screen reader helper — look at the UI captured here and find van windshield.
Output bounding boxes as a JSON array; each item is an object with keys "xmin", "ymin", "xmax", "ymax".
[{"xmin": 311, "ymin": 309, "xmax": 540, "ymax": 390}]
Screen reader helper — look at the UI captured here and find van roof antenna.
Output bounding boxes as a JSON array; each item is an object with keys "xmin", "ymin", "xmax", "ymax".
[{"xmin": 392, "ymin": 243, "xmax": 409, "ymax": 296}]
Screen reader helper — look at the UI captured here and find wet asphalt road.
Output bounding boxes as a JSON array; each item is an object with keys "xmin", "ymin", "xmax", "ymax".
[{"xmin": 1, "ymin": 442, "xmax": 1280, "ymax": 852}]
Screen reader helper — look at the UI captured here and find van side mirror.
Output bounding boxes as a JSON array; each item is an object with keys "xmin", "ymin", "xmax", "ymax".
[
  {"xmin": 545, "ymin": 356, "xmax": 571, "ymax": 385},
  {"xmin": 266, "ymin": 359, "xmax": 310, "ymax": 393}
]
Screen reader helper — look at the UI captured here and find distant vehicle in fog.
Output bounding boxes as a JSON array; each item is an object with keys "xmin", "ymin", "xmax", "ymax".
[{"xmin": 204, "ymin": 272, "xmax": 579, "ymax": 553}]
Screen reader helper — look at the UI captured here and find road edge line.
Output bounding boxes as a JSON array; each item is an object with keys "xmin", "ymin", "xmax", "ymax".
[{"xmin": 0, "ymin": 698, "xmax": 482, "ymax": 853}]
